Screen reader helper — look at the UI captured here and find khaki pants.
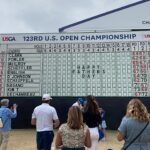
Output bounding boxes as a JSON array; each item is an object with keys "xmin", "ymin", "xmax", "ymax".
[{"xmin": 0, "ymin": 132, "xmax": 9, "ymax": 150}]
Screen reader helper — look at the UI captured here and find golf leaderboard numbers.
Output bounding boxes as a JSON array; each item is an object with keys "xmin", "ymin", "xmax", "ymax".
[{"xmin": 0, "ymin": 31, "xmax": 150, "ymax": 97}]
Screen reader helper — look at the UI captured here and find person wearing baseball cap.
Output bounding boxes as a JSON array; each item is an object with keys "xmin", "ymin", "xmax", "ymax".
[
  {"xmin": 72, "ymin": 97, "xmax": 86, "ymax": 109},
  {"xmin": 42, "ymin": 94, "xmax": 52, "ymax": 101},
  {"xmin": 31, "ymin": 94, "xmax": 60, "ymax": 150}
]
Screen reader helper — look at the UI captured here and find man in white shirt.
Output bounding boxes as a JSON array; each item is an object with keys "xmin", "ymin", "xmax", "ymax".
[{"xmin": 31, "ymin": 94, "xmax": 60, "ymax": 150}]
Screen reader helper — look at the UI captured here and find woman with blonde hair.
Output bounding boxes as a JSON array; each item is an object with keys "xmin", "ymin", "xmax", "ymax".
[
  {"xmin": 117, "ymin": 98, "xmax": 150, "ymax": 150},
  {"xmin": 83, "ymin": 95, "xmax": 101, "ymax": 150},
  {"xmin": 55, "ymin": 106, "xmax": 91, "ymax": 150}
]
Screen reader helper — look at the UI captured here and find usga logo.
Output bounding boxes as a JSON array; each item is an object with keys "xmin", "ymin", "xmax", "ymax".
[{"xmin": 2, "ymin": 36, "xmax": 16, "ymax": 41}]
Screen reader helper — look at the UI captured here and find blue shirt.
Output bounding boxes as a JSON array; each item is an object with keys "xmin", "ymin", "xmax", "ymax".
[{"xmin": 0, "ymin": 106, "xmax": 17, "ymax": 132}]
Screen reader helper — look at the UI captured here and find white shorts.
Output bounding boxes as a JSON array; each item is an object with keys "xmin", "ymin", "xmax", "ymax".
[{"xmin": 89, "ymin": 127, "xmax": 99, "ymax": 140}]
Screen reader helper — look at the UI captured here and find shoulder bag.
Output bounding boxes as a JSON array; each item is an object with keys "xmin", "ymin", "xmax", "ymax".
[
  {"xmin": 0, "ymin": 109, "xmax": 6, "ymax": 128},
  {"xmin": 0, "ymin": 118, "xmax": 3, "ymax": 128}
]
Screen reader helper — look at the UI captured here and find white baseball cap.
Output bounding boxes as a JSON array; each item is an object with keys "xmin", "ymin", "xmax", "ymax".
[{"xmin": 42, "ymin": 94, "xmax": 52, "ymax": 101}]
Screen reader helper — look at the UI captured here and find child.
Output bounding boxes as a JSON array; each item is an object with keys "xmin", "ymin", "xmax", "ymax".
[{"xmin": 99, "ymin": 108, "xmax": 107, "ymax": 141}]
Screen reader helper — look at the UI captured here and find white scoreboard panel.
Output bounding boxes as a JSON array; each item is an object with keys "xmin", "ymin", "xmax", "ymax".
[{"xmin": 0, "ymin": 31, "xmax": 150, "ymax": 97}]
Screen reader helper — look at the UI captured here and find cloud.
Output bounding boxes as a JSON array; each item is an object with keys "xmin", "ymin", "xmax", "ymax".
[{"xmin": 0, "ymin": 0, "xmax": 139, "ymax": 33}]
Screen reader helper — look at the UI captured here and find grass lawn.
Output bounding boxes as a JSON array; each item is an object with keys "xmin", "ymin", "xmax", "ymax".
[{"xmin": 7, "ymin": 129, "xmax": 123, "ymax": 150}]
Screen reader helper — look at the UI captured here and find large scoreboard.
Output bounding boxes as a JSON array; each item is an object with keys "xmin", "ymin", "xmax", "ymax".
[{"xmin": 0, "ymin": 31, "xmax": 150, "ymax": 97}]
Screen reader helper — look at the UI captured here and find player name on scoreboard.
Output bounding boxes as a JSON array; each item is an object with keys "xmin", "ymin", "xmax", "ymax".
[{"xmin": 0, "ymin": 31, "xmax": 150, "ymax": 97}]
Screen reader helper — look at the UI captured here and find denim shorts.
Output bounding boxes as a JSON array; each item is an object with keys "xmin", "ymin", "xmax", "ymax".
[{"xmin": 36, "ymin": 131, "xmax": 54, "ymax": 150}]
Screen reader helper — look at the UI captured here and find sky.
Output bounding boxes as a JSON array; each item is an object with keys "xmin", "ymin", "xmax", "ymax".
[{"xmin": 0, "ymin": 0, "xmax": 140, "ymax": 33}]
